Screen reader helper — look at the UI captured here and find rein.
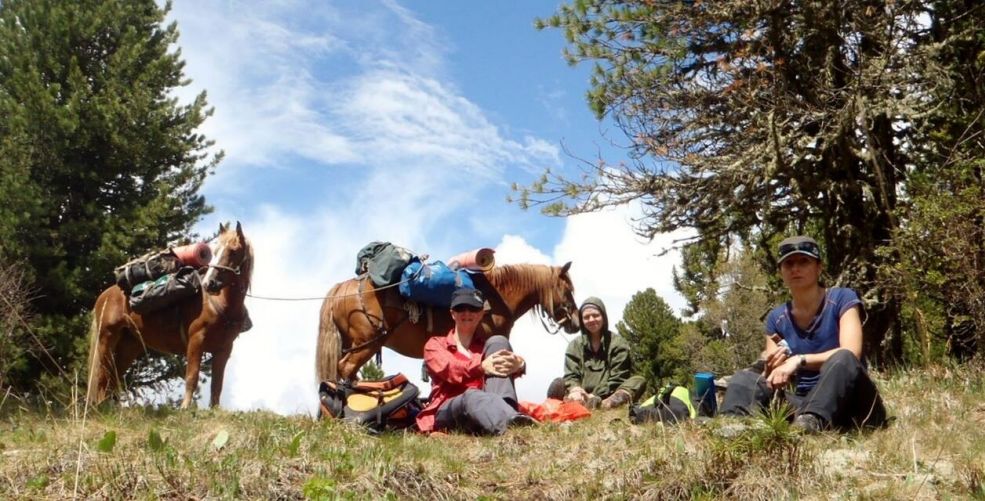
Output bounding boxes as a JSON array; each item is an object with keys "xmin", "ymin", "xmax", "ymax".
[
  {"xmin": 538, "ymin": 310, "xmax": 563, "ymax": 335},
  {"xmin": 244, "ymin": 262, "xmax": 425, "ymax": 301}
]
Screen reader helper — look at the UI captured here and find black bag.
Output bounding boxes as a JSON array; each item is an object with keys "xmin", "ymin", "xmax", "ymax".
[
  {"xmin": 114, "ymin": 250, "xmax": 181, "ymax": 292},
  {"xmin": 354, "ymin": 241, "xmax": 418, "ymax": 287},
  {"xmin": 128, "ymin": 266, "xmax": 202, "ymax": 314},
  {"xmin": 318, "ymin": 374, "xmax": 421, "ymax": 433}
]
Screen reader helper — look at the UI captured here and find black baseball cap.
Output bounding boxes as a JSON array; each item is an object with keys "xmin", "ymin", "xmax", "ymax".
[{"xmin": 450, "ymin": 288, "xmax": 484, "ymax": 309}]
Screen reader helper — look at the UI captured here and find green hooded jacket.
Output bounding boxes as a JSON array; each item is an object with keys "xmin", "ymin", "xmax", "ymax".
[{"xmin": 562, "ymin": 297, "xmax": 645, "ymax": 400}]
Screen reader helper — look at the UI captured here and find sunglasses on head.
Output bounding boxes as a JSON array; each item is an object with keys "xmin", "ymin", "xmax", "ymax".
[
  {"xmin": 452, "ymin": 305, "xmax": 482, "ymax": 313},
  {"xmin": 779, "ymin": 241, "xmax": 820, "ymax": 257}
]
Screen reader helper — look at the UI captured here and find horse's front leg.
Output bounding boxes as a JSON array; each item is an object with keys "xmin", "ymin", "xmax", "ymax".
[
  {"xmin": 209, "ymin": 347, "xmax": 232, "ymax": 408},
  {"xmin": 181, "ymin": 334, "xmax": 205, "ymax": 409}
]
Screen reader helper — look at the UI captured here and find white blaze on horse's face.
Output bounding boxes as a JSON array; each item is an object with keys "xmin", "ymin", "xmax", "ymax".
[{"xmin": 203, "ymin": 239, "xmax": 227, "ymax": 293}]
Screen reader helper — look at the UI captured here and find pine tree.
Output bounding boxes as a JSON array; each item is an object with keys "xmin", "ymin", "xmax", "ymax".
[
  {"xmin": 880, "ymin": 0, "xmax": 985, "ymax": 361},
  {"xmin": 615, "ymin": 288, "xmax": 685, "ymax": 390},
  {"xmin": 517, "ymin": 0, "xmax": 967, "ymax": 363},
  {"xmin": 359, "ymin": 361, "xmax": 385, "ymax": 381},
  {"xmin": 0, "ymin": 0, "xmax": 220, "ymax": 395}
]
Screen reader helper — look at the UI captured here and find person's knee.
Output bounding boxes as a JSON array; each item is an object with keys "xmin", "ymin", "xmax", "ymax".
[
  {"xmin": 460, "ymin": 388, "xmax": 484, "ymax": 407},
  {"xmin": 825, "ymin": 349, "xmax": 862, "ymax": 371},
  {"xmin": 728, "ymin": 369, "xmax": 761, "ymax": 387},
  {"xmin": 720, "ymin": 369, "xmax": 767, "ymax": 412},
  {"xmin": 484, "ymin": 335, "xmax": 511, "ymax": 355}
]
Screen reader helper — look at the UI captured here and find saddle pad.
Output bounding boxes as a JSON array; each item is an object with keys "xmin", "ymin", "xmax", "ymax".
[{"xmin": 346, "ymin": 388, "xmax": 403, "ymax": 412}]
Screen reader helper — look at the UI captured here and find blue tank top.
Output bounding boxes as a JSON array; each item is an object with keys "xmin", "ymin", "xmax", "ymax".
[{"xmin": 764, "ymin": 287, "xmax": 862, "ymax": 394}]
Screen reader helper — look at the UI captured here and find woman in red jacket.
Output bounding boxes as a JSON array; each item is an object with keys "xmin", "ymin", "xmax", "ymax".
[{"xmin": 416, "ymin": 288, "xmax": 535, "ymax": 435}]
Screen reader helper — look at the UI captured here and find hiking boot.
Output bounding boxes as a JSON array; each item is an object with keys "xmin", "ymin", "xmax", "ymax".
[
  {"xmin": 547, "ymin": 378, "xmax": 566, "ymax": 400},
  {"xmin": 601, "ymin": 389, "xmax": 632, "ymax": 409},
  {"xmin": 509, "ymin": 413, "xmax": 537, "ymax": 428},
  {"xmin": 792, "ymin": 413, "xmax": 827, "ymax": 434}
]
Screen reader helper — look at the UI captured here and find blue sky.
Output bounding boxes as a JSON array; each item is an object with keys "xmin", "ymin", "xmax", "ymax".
[{"xmin": 164, "ymin": 0, "xmax": 689, "ymax": 414}]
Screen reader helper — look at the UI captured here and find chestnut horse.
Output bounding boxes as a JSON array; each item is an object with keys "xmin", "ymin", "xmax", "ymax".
[
  {"xmin": 86, "ymin": 222, "xmax": 253, "ymax": 408},
  {"xmin": 316, "ymin": 262, "xmax": 580, "ymax": 382}
]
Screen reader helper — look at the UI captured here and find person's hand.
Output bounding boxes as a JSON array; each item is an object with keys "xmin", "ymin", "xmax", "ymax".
[
  {"xmin": 764, "ymin": 343, "xmax": 791, "ymax": 375},
  {"xmin": 482, "ymin": 350, "xmax": 524, "ymax": 376},
  {"xmin": 497, "ymin": 351, "xmax": 525, "ymax": 375},
  {"xmin": 766, "ymin": 356, "xmax": 799, "ymax": 390},
  {"xmin": 505, "ymin": 352, "xmax": 525, "ymax": 375},
  {"xmin": 565, "ymin": 386, "xmax": 588, "ymax": 403},
  {"xmin": 481, "ymin": 350, "xmax": 510, "ymax": 377}
]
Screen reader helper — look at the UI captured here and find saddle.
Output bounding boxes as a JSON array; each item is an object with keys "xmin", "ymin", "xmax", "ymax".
[{"xmin": 319, "ymin": 374, "xmax": 421, "ymax": 433}]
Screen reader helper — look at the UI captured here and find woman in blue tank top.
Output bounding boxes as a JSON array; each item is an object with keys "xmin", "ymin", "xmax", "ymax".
[{"xmin": 719, "ymin": 236, "xmax": 887, "ymax": 433}]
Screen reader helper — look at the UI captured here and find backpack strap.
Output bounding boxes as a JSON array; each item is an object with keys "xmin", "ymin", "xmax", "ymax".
[{"xmin": 351, "ymin": 373, "xmax": 409, "ymax": 392}]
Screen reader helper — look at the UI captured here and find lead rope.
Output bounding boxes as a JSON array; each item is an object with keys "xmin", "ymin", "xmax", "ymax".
[{"xmin": 244, "ymin": 259, "xmax": 429, "ymax": 301}]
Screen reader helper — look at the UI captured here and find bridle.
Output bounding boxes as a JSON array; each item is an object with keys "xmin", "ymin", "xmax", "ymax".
[
  {"xmin": 538, "ymin": 285, "xmax": 578, "ymax": 335},
  {"xmin": 203, "ymin": 236, "xmax": 247, "ymax": 293},
  {"xmin": 208, "ymin": 263, "xmax": 242, "ymax": 275}
]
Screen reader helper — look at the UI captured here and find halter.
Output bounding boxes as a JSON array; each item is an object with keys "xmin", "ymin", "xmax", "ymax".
[
  {"xmin": 203, "ymin": 228, "xmax": 250, "ymax": 294},
  {"xmin": 537, "ymin": 283, "xmax": 577, "ymax": 335},
  {"xmin": 208, "ymin": 263, "xmax": 242, "ymax": 275}
]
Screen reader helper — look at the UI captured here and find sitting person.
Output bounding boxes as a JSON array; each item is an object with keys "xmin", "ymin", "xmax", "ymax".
[
  {"xmin": 547, "ymin": 297, "xmax": 644, "ymax": 409},
  {"xmin": 416, "ymin": 287, "xmax": 535, "ymax": 435},
  {"xmin": 719, "ymin": 236, "xmax": 887, "ymax": 432}
]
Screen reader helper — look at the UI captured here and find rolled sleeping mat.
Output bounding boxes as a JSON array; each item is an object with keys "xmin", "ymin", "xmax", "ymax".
[
  {"xmin": 171, "ymin": 242, "xmax": 213, "ymax": 268},
  {"xmin": 447, "ymin": 248, "xmax": 495, "ymax": 272}
]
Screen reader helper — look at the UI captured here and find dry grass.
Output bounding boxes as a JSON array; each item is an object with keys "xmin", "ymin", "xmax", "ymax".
[{"xmin": 1, "ymin": 363, "xmax": 983, "ymax": 500}]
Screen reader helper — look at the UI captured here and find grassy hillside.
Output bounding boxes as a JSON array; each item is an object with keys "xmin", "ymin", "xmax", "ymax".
[{"xmin": 1, "ymin": 364, "xmax": 983, "ymax": 500}]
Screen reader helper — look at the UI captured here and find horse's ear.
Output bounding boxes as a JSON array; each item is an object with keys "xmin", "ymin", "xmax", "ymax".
[
  {"xmin": 560, "ymin": 261, "xmax": 572, "ymax": 275},
  {"xmin": 236, "ymin": 221, "xmax": 244, "ymax": 239},
  {"xmin": 219, "ymin": 222, "xmax": 227, "ymax": 233}
]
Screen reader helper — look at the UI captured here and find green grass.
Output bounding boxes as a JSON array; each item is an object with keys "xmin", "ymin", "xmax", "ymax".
[{"xmin": 1, "ymin": 363, "xmax": 984, "ymax": 500}]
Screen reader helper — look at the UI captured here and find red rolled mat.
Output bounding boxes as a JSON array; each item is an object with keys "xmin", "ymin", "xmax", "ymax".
[{"xmin": 447, "ymin": 248, "xmax": 495, "ymax": 272}]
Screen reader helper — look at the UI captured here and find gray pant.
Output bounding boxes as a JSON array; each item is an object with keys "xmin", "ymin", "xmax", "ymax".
[
  {"xmin": 434, "ymin": 335, "xmax": 521, "ymax": 435},
  {"xmin": 720, "ymin": 349, "xmax": 887, "ymax": 430}
]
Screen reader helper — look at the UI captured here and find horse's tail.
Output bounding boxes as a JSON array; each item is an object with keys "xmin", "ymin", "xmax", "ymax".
[
  {"xmin": 85, "ymin": 298, "xmax": 105, "ymax": 404},
  {"xmin": 316, "ymin": 282, "xmax": 343, "ymax": 383}
]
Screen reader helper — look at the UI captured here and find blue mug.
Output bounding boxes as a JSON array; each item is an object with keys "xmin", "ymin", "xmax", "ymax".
[{"xmin": 694, "ymin": 372, "xmax": 716, "ymax": 416}]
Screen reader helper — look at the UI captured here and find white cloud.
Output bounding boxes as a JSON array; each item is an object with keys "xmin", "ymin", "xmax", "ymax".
[
  {"xmin": 167, "ymin": 1, "xmax": 559, "ymax": 208},
  {"xmin": 329, "ymin": 70, "xmax": 559, "ymax": 177}
]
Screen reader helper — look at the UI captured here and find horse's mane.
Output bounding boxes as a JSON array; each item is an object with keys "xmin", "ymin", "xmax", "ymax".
[
  {"xmin": 217, "ymin": 228, "xmax": 254, "ymax": 292},
  {"xmin": 483, "ymin": 264, "xmax": 562, "ymax": 311}
]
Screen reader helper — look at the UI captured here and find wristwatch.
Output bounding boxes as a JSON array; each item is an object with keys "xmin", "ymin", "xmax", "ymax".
[{"xmin": 799, "ymin": 354, "xmax": 807, "ymax": 368}]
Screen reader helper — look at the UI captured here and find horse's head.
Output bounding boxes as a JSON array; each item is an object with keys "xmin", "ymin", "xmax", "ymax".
[
  {"xmin": 203, "ymin": 221, "xmax": 253, "ymax": 294},
  {"xmin": 547, "ymin": 261, "xmax": 580, "ymax": 334}
]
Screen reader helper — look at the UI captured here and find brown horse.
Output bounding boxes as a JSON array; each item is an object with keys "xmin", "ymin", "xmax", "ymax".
[
  {"xmin": 86, "ymin": 222, "xmax": 253, "ymax": 408},
  {"xmin": 316, "ymin": 262, "xmax": 580, "ymax": 382}
]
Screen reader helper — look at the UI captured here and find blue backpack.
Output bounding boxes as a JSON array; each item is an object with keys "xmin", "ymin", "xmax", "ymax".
[{"xmin": 398, "ymin": 261, "xmax": 475, "ymax": 308}]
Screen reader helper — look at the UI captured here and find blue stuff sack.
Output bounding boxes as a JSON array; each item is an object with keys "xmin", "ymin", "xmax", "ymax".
[{"xmin": 399, "ymin": 260, "xmax": 475, "ymax": 308}]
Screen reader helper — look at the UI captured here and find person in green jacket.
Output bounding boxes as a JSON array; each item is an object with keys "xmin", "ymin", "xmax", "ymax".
[{"xmin": 547, "ymin": 297, "xmax": 644, "ymax": 409}]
